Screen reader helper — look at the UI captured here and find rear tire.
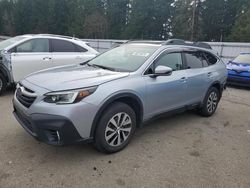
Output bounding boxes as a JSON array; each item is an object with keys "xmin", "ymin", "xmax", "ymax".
[
  {"xmin": 0, "ymin": 73, "xmax": 7, "ymax": 96},
  {"xmin": 94, "ymin": 102, "xmax": 136, "ymax": 153},
  {"xmin": 199, "ymin": 87, "xmax": 219, "ymax": 117}
]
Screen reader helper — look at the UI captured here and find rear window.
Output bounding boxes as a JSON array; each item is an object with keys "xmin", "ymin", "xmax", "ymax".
[
  {"xmin": 75, "ymin": 45, "xmax": 87, "ymax": 52},
  {"xmin": 185, "ymin": 51, "xmax": 206, "ymax": 69},
  {"xmin": 51, "ymin": 39, "xmax": 78, "ymax": 52},
  {"xmin": 233, "ymin": 54, "xmax": 250, "ymax": 64},
  {"xmin": 203, "ymin": 52, "xmax": 218, "ymax": 65}
]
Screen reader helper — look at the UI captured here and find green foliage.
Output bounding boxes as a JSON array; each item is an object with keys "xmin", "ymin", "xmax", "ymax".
[
  {"xmin": 0, "ymin": 0, "xmax": 15, "ymax": 35},
  {"xmin": 171, "ymin": 0, "xmax": 193, "ymax": 40},
  {"xmin": 0, "ymin": 0, "xmax": 249, "ymax": 42},
  {"xmin": 122, "ymin": 0, "xmax": 173, "ymax": 40},
  {"xmin": 201, "ymin": 0, "xmax": 248, "ymax": 41},
  {"xmin": 227, "ymin": 9, "xmax": 250, "ymax": 42}
]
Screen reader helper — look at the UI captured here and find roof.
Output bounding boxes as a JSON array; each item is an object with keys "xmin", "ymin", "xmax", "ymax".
[
  {"xmin": 20, "ymin": 34, "xmax": 82, "ymax": 41},
  {"xmin": 126, "ymin": 39, "xmax": 212, "ymax": 50}
]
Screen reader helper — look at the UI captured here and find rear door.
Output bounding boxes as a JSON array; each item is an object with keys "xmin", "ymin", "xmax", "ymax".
[
  {"xmin": 183, "ymin": 50, "xmax": 210, "ymax": 104},
  {"xmin": 50, "ymin": 39, "xmax": 91, "ymax": 66},
  {"xmin": 11, "ymin": 38, "xmax": 52, "ymax": 82}
]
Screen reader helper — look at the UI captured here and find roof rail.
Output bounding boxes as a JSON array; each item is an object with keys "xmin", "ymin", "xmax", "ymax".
[
  {"xmin": 163, "ymin": 39, "xmax": 212, "ymax": 49},
  {"xmin": 125, "ymin": 40, "xmax": 164, "ymax": 45},
  {"xmin": 36, "ymin": 34, "xmax": 81, "ymax": 40}
]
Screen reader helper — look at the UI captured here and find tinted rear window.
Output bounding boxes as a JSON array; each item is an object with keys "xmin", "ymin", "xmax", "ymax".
[
  {"xmin": 51, "ymin": 39, "xmax": 78, "ymax": 52},
  {"xmin": 185, "ymin": 51, "xmax": 206, "ymax": 69},
  {"xmin": 75, "ymin": 45, "xmax": 87, "ymax": 52},
  {"xmin": 203, "ymin": 52, "xmax": 218, "ymax": 65}
]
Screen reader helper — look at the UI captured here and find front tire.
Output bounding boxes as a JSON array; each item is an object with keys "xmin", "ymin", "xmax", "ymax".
[
  {"xmin": 199, "ymin": 87, "xmax": 220, "ymax": 117},
  {"xmin": 94, "ymin": 102, "xmax": 136, "ymax": 153},
  {"xmin": 0, "ymin": 74, "xmax": 7, "ymax": 96}
]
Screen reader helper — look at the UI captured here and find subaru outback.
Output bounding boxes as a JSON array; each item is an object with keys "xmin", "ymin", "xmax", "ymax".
[{"xmin": 13, "ymin": 40, "xmax": 227, "ymax": 153}]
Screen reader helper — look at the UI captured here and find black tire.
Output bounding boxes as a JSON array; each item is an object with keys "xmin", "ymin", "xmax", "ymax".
[
  {"xmin": 94, "ymin": 102, "xmax": 136, "ymax": 153},
  {"xmin": 199, "ymin": 87, "xmax": 220, "ymax": 117},
  {"xmin": 0, "ymin": 73, "xmax": 7, "ymax": 96}
]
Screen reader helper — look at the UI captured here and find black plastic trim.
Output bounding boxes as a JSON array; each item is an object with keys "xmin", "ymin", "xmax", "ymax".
[
  {"xmin": 90, "ymin": 92, "xmax": 144, "ymax": 138},
  {"xmin": 0, "ymin": 65, "xmax": 11, "ymax": 84},
  {"xmin": 227, "ymin": 77, "xmax": 250, "ymax": 87},
  {"xmin": 13, "ymin": 106, "xmax": 90, "ymax": 145}
]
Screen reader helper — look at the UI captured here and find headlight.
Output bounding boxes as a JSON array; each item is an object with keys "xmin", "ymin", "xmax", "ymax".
[{"xmin": 43, "ymin": 86, "xmax": 97, "ymax": 104}]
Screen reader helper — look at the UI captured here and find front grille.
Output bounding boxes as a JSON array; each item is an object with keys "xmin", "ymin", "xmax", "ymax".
[{"xmin": 16, "ymin": 86, "xmax": 37, "ymax": 108}]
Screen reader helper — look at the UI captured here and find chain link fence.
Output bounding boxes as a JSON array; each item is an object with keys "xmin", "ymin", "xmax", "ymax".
[{"xmin": 1, "ymin": 36, "xmax": 250, "ymax": 62}]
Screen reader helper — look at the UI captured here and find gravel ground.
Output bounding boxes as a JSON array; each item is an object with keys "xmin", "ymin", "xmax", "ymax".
[{"xmin": 0, "ymin": 86, "xmax": 250, "ymax": 188}]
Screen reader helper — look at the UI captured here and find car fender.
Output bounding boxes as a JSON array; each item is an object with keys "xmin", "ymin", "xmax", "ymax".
[
  {"xmin": 90, "ymin": 91, "xmax": 144, "ymax": 138},
  {"xmin": 0, "ymin": 51, "xmax": 13, "ymax": 84}
]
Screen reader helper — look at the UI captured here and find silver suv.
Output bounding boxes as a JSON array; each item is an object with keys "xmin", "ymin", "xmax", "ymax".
[
  {"xmin": 0, "ymin": 34, "xmax": 98, "ymax": 95},
  {"xmin": 13, "ymin": 40, "xmax": 227, "ymax": 153}
]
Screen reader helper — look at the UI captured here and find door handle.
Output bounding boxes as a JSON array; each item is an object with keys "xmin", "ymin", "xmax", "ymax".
[
  {"xmin": 43, "ymin": 57, "xmax": 52, "ymax": 61},
  {"xmin": 180, "ymin": 77, "xmax": 187, "ymax": 82},
  {"xmin": 207, "ymin": 72, "xmax": 213, "ymax": 77}
]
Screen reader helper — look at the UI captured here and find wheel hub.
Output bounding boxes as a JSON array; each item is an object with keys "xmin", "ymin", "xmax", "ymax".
[
  {"xmin": 105, "ymin": 112, "xmax": 132, "ymax": 147},
  {"xmin": 207, "ymin": 91, "xmax": 218, "ymax": 113},
  {"xmin": 0, "ymin": 78, "xmax": 2, "ymax": 91}
]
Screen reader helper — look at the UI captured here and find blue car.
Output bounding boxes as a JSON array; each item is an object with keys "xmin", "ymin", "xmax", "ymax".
[{"xmin": 227, "ymin": 53, "xmax": 250, "ymax": 87}]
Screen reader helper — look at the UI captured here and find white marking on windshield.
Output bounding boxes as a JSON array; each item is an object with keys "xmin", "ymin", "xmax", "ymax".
[{"xmin": 131, "ymin": 52, "xmax": 150, "ymax": 57}]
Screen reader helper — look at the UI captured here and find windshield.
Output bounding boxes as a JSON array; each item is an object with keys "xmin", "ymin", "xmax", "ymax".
[
  {"xmin": 88, "ymin": 44, "xmax": 159, "ymax": 72},
  {"xmin": 233, "ymin": 54, "xmax": 250, "ymax": 64},
  {"xmin": 0, "ymin": 36, "xmax": 26, "ymax": 51}
]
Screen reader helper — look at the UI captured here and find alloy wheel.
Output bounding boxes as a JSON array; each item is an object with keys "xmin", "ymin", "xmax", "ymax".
[
  {"xmin": 207, "ymin": 91, "xmax": 218, "ymax": 113},
  {"xmin": 0, "ymin": 78, "xmax": 3, "ymax": 91},
  {"xmin": 105, "ymin": 112, "xmax": 132, "ymax": 147}
]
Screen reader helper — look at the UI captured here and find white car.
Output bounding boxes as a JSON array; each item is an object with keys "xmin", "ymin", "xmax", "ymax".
[{"xmin": 0, "ymin": 34, "xmax": 99, "ymax": 95}]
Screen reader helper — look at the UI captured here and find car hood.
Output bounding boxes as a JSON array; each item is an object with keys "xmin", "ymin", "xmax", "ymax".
[
  {"xmin": 227, "ymin": 61, "xmax": 250, "ymax": 72},
  {"xmin": 24, "ymin": 64, "xmax": 129, "ymax": 91}
]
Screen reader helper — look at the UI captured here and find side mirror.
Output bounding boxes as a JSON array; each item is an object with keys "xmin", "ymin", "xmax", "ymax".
[{"xmin": 150, "ymin": 65, "xmax": 173, "ymax": 78}]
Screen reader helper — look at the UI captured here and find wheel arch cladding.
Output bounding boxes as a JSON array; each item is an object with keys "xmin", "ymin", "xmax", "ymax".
[
  {"xmin": 210, "ymin": 82, "xmax": 222, "ymax": 98},
  {"xmin": 90, "ymin": 93, "xmax": 144, "ymax": 138},
  {"xmin": 0, "ymin": 67, "xmax": 9, "ymax": 83}
]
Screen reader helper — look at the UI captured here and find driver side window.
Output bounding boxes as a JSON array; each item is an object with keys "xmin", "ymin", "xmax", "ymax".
[
  {"xmin": 16, "ymin": 39, "xmax": 49, "ymax": 53},
  {"xmin": 154, "ymin": 52, "xmax": 183, "ymax": 71}
]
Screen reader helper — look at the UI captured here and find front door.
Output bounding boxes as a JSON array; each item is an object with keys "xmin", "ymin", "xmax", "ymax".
[
  {"xmin": 144, "ymin": 52, "xmax": 188, "ymax": 118},
  {"xmin": 11, "ymin": 38, "xmax": 52, "ymax": 82}
]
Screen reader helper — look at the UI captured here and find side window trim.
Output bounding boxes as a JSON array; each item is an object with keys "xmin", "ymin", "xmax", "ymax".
[
  {"xmin": 143, "ymin": 49, "xmax": 184, "ymax": 75},
  {"xmin": 15, "ymin": 38, "xmax": 50, "ymax": 53},
  {"xmin": 201, "ymin": 51, "xmax": 209, "ymax": 67}
]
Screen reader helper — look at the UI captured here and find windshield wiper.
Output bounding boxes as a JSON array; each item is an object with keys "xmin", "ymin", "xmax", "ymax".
[
  {"xmin": 79, "ymin": 60, "xmax": 90, "ymax": 66},
  {"xmin": 90, "ymin": 64, "xmax": 116, "ymax": 71}
]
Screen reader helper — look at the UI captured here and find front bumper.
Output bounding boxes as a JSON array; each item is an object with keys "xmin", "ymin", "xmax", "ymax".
[
  {"xmin": 13, "ymin": 104, "xmax": 91, "ymax": 145},
  {"xmin": 13, "ymin": 79, "xmax": 99, "ymax": 144}
]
